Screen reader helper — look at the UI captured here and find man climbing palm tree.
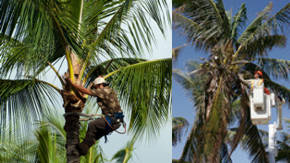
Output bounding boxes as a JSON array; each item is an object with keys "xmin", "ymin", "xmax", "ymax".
[{"xmin": 67, "ymin": 76, "xmax": 124, "ymax": 156}]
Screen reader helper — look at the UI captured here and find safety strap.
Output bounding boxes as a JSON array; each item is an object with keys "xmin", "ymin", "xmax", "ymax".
[
  {"xmin": 64, "ymin": 112, "xmax": 126, "ymax": 134},
  {"xmin": 103, "ymin": 116, "xmax": 127, "ymax": 134}
]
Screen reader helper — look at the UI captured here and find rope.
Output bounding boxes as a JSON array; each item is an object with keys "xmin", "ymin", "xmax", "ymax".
[
  {"xmin": 64, "ymin": 112, "xmax": 104, "ymax": 121},
  {"xmin": 103, "ymin": 116, "xmax": 127, "ymax": 134},
  {"xmin": 64, "ymin": 112, "xmax": 103, "ymax": 117}
]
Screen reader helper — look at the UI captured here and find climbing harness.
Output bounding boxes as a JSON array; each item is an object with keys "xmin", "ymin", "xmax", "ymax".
[
  {"xmin": 63, "ymin": 112, "xmax": 127, "ymax": 134},
  {"xmin": 103, "ymin": 112, "xmax": 126, "ymax": 134}
]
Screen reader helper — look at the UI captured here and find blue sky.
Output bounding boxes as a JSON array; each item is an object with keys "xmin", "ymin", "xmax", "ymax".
[{"xmin": 172, "ymin": 0, "xmax": 290, "ymax": 162}]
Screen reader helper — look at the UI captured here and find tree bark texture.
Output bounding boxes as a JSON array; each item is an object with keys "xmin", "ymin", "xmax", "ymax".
[
  {"xmin": 62, "ymin": 88, "xmax": 85, "ymax": 163},
  {"xmin": 64, "ymin": 111, "xmax": 80, "ymax": 163}
]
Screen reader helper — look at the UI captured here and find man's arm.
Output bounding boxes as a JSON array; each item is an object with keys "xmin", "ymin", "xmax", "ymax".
[{"xmin": 67, "ymin": 79, "xmax": 94, "ymax": 96}]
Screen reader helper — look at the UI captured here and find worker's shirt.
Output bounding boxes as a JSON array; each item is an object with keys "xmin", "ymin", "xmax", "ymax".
[
  {"xmin": 245, "ymin": 79, "xmax": 270, "ymax": 95},
  {"xmin": 245, "ymin": 79, "xmax": 264, "ymax": 90},
  {"xmin": 91, "ymin": 87, "xmax": 122, "ymax": 115}
]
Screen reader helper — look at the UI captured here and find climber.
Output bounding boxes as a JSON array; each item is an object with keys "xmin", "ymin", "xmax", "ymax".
[{"xmin": 67, "ymin": 76, "xmax": 124, "ymax": 156}]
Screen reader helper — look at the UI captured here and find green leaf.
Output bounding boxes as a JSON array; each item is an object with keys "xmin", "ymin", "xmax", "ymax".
[
  {"xmin": 231, "ymin": 3, "xmax": 247, "ymax": 41},
  {"xmin": 111, "ymin": 140, "xmax": 135, "ymax": 163},
  {"xmin": 0, "ymin": 79, "xmax": 59, "ymax": 136},
  {"xmin": 108, "ymin": 58, "xmax": 172, "ymax": 139}
]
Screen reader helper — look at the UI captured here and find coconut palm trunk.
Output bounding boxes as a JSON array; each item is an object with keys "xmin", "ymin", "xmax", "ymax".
[{"xmin": 64, "ymin": 113, "xmax": 80, "ymax": 162}]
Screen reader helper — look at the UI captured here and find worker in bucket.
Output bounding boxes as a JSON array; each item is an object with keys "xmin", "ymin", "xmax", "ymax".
[
  {"xmin": 67, "ymin": 76, "xmax": 124, "ymax": 156},
  {"xmin": 252, "ymin": 70, "xmax": 271, "ymax": 95}
]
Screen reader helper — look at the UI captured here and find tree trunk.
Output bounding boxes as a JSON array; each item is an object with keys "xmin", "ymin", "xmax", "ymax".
[
  {"xmin": 203, "ymin": 77, "xmax": 229, "ymax": 163},
  {"xmin": 62, "ymin": 49, "xmax": 84, "ymax": 163},
  {"xmin": 62, "ymin": 89, "xmax": 85, "ymax": 163},
  {"xmin": 64, "ymin": 110, "xmax": 80, "ymax": 163}
]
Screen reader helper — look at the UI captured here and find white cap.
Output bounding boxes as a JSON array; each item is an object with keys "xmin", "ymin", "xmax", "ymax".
[{"xmin": 93, "ymin": 77, "xmax": 107, "ymax": 85}]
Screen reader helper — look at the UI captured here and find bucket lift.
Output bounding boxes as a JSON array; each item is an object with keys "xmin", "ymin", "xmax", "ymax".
[
  {"xmin": 247, "ymin": 79, "xmax": 285, "ymax": 163},
  {"xmin": 249, "ymin": 79, "xmax": 272, "ymax": 124}
]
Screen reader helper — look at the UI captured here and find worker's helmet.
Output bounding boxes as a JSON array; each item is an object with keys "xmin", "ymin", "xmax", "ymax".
[
  {"xmin": 93, "ymin": 77, "xmax": 107, "ymax": 85},
  {"xmin": 255, "ymin": 70, "xmax": 263, "ymax": 77}
]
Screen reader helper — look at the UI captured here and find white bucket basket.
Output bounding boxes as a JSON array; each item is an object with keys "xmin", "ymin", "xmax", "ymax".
[{"xmin": 249, "ymin": 80, "xmax": 271, "ymax": 124}]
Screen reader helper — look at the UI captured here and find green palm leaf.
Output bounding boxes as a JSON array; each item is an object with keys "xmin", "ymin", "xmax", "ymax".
[
  {"xmin": 106, "ymin": 58, "xmax": 172, "ymax": 138},
  {"xmin": 0, "ymin": 79, "xmax": 60, "ymax": 135},
  {"xmin": 80, "ymin": 0, "xmax": 169, "ymax": 67},
  {"xmin": 231, "ymin": 3, "xmax": 247, "ymax": 41},
  {"xmin": 173, "ymin": 0, "xmax": 231, "ymax": 50},
  {"xmin": 111, "ymin": 139, "xmax": 135, "ymax": 163},
  {"xmin": 240, "ymin": 35, "xmax": 286, "ymax": 59},
  {"xmin": 238, "ymin": 3, "xmax": 290, "ymax": 46},
  {"xmin": 241, "ymin": 122, "xmax": 269, "ymax": 163},
  {"xmin": 0, "ymin": 139, "xmax": 37, "ymax": 163},
  {"xmin": 84, "ymin": 58, "xmax": 145, "ymax": 85},
  {"xmin": 259, "ymin": 58, "xmax": 289, "ymax": 79}
]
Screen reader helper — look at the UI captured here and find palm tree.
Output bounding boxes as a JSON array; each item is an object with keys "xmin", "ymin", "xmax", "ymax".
[
  {"xmin": 173, "ymin": 0, "xmax": 290, "ymax": 162},
  {"xmin": 0, "ymin": 0, "xmax": 171, "ymax": 162}
]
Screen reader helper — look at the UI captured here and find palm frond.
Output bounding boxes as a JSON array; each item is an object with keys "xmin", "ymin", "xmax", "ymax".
[
  {"xmin": 172, "ymin": 117, "xmax": 189, "ymax": 146},
  {"xmin": 0, "ymin": 79, "xmax": 60, "ymax": 136},
  {"xmin": 231, "ymin": 3, "xmax": 247, "ymax": 41},
  {"xmin": 35, "ymin": 122, "xmax": 66, "ymax": 163},
  {"xmin": 259, "ymin": 58, "xmax": 289, "ymax": 79},
  {"xmin": 237, "ymin": 2, "xmax": 273, "ymax": 44},
  {"xmin": 111, "ymin": 139, "xmax": 135, "ymax": 163},
  {"xmin": 172, "ymin": 44, "xmax": 189, "ymax": 61},
  {"xmin": 105, "ymin": 58, "xmax": 171, "ymax": 138},
  {"xmin": 84, "ymin": 58, "xmax": 145, "ymax": 86},
  {"xmin": 241, "ymin": 121, "xmax": 269, "ymax": 163},
  {"xmin": 228, "ymin": 92, "xmax": 248, "ymax": 158},
  {"xmin": 276, "ymin": 129, "xmax": 290, "ymax": 162},
  {"xmin": 82, "ymin": 0, "xmax": 169, "ymax": 65},
  {"xmin": 238, "ymin": 3, "xmax": 290, "ymax": 48},
  {"xmin": 240, "ymin": 35, "xmax": 286, "ymax": 59},
  {"xmin": 264, "ymin": 79, "xmax": 290, "ymax": 103},
  {"xmin": 0, "ymin": 0, "xmax": 80, "ymax": 76},
  {"xmin": 173, "ymin": 0, "xmax": 231, "ymax": 50},
  {"xmin": 178, "ymin": 127, "xmax": 197, "ymax": 163},
  {"xmin": 0, "ymin": 139, "xmax": 37, "ymax": 163},
  {"xmin": 173, "ymin": 62, "xmax": 207, "ymax": 112}
]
